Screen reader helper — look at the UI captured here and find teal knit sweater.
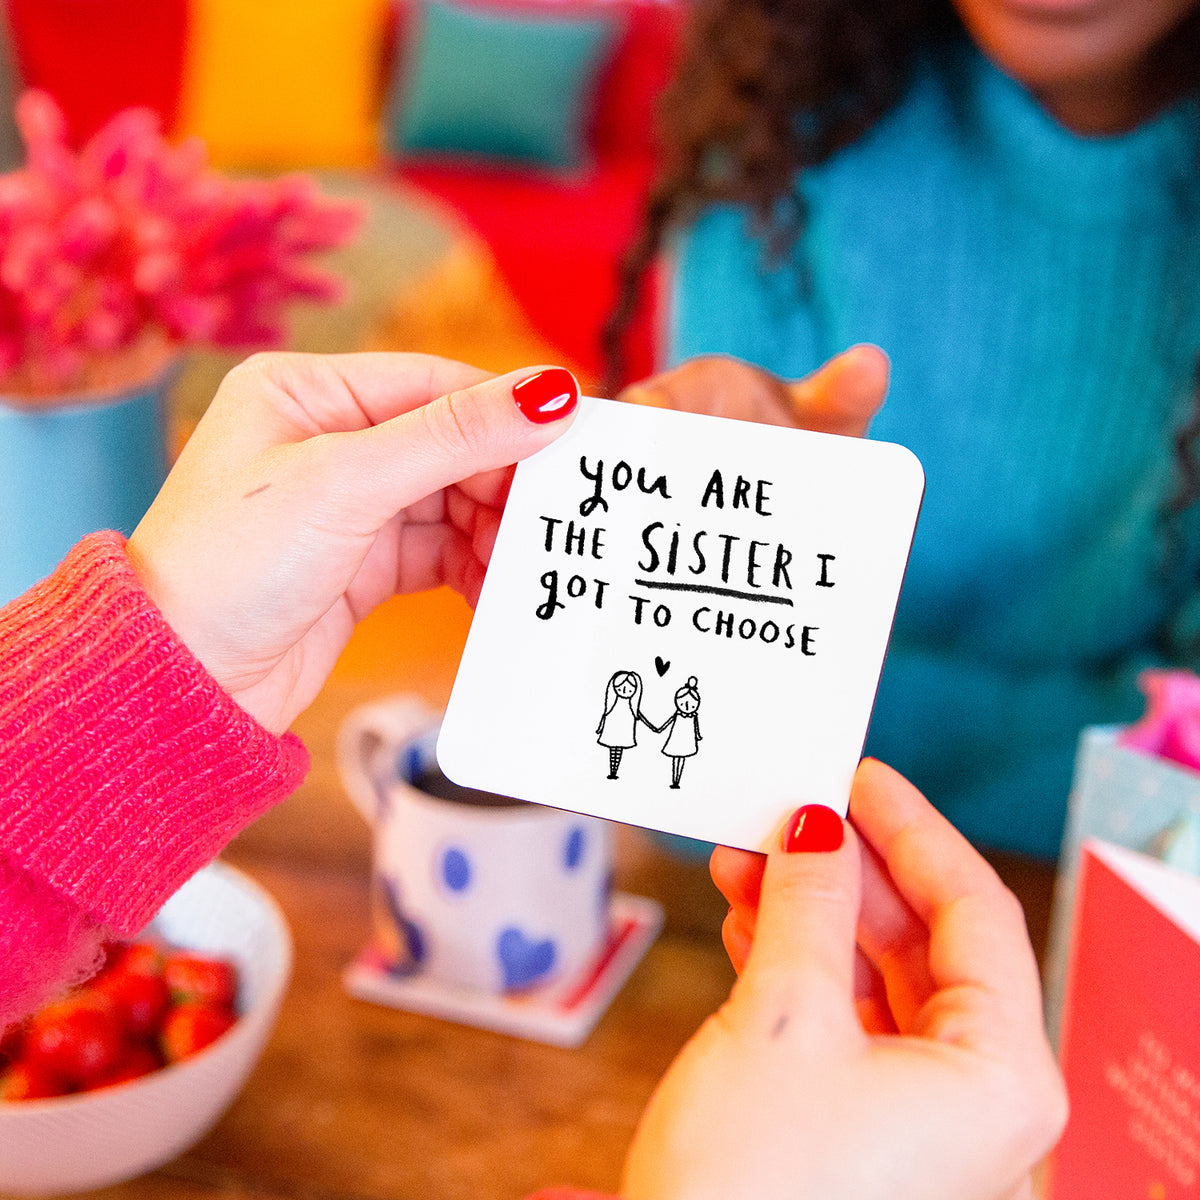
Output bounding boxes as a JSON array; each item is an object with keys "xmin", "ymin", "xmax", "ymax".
[{"xmin": 670, "ymin": 40, "xmax": 1200, "ymax": 858}]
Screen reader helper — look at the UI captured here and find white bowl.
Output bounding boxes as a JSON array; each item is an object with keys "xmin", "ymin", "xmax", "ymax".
[{"xmin": 0, "ymin": 861, "xmax": 293, "ymax": 1196}]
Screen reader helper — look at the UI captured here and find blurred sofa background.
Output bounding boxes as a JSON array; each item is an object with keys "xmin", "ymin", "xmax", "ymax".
[{"xmin": 0, "ymin": 0, "xmax": 681, "ymax": 393}]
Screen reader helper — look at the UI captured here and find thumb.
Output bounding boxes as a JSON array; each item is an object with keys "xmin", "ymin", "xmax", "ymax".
[
  {"xmin": 786, "ymin": 344, "xmax": 889, "ymax": 437},
  {"xmin": 738, "ymin": 804, "xmax": 863, "ymax": 1024},
  {"xmin": 317, "ymin": 365, "xmax": 580, "ymax": 526}
]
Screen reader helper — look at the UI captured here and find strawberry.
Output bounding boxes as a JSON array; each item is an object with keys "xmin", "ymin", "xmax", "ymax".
[
  {"xmin": 0, "ymin": 1059, "xmax": 67, "ymax": 1101},
  {"xmin": 91, "ymin": 1045, "xmax": 162, "ymax": 1090},
  {"xmin": 23, "ymin": 991, "xmax": 125, "ymax": 1089},
  {"xmin": 163, "ymin": 953, "xmax": 237, "ymax": 1010},
  {"xmin": 92, "ymin": 969, "xmax": 171, "ymax": 1040},
  {"xmin": 160, "ymin": 1003, "xmax": 236, "ymax": 1063},
  {"xmin": 104, "ymin": 941, "xmax": 166, "ymax": 979},
  {"xmin": 0, "ymin": 1018, "xmax": 27, "ymax": 1067}
]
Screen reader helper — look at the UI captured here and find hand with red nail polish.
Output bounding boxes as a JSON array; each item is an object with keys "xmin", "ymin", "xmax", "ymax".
[
  {"xmin": 622, "ymin": 760, "xmax": 1067, "ymax": 1200},
  {"xmin": 513, "ymin": 366, "xmax": 579, "ymax": 424},
  {"xmin": 781, "ymin": 802, "xmax": 845, "ymax": 852},
  {"xmin": 129, "ymin": 353, "xmax": 579, "ymax": 733}
]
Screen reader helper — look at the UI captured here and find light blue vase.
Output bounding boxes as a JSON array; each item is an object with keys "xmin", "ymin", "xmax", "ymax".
[{"xmin": 0, "ymin": 367, "xmax": 174, "ymax": 606}]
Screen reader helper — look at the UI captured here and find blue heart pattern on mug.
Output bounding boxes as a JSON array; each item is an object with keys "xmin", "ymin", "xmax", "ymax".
[{"xmin": 497, "ymin": 927, "xmax": 557, "ymax": 990}]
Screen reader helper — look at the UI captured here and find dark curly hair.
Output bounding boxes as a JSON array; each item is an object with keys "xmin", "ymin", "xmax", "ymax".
[
  {"xmin": 601, "ymin": 0, "xmax": 957, "ymax": 393},
  {"xmin": 603, "ymin": 0, "xmax": 1200, "ymax": 505}
]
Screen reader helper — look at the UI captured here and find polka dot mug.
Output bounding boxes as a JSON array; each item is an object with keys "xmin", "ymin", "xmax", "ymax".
[{"xmin": 337, "ymin": 696, "xmax": 614, "ymax": 994}]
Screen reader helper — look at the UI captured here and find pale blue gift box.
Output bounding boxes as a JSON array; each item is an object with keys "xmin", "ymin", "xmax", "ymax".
[{"xmin": 1043, "ymin": 725, "xmax": 1200, "ymax": 1043}]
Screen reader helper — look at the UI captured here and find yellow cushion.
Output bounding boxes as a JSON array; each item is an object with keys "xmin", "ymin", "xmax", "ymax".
[{"xmin": 177, "ymin": 0, "xmax": 390, "ymax": 167}]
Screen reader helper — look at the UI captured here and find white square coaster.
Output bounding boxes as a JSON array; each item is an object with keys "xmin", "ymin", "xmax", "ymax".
[
  {"xmin": 438, "ymin": 398, "xmax": 923, "ymax": 852},
  {"xmin": 344, "ymin": 893, "xmax": 664, "ymax": 1047}
]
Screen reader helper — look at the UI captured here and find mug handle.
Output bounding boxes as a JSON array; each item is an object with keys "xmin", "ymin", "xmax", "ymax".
[{"xmin": 336, "ymin": 695, "xmax": 442, "ymax": 824}]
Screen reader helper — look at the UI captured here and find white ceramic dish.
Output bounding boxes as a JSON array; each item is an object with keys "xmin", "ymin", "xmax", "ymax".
[{"xmin": 0, "ymin": 861, "xmax": 292, "ymax": 1196}]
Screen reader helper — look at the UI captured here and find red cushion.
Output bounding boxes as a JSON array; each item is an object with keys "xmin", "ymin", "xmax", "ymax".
[
  {"xmin": 387, "ymin": 0, "xmax": 680, "ymax": 385},
  {"xmin": 397, "ymin": 158, "xmax": 660, "ymax": 385},
  {"xmin": 591, "ymin": 0, "xmax": 683, "ymax": 160},
  {"xmin": 5, "ymin": 0, "xmax": 190, "ymax": 143}
]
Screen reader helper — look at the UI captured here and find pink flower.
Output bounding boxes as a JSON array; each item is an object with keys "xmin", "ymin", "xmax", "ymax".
[{"xmin": 0, "ymin": 90, "xmax": 361, "ymax": 397}]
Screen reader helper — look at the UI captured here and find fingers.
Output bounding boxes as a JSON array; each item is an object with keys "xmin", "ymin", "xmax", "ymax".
[
  {"xmin": 786, "ymin": 343, "xmax": 889, "ymax": 437},
  {"xmin": 855, "ymin": 829, "xmax": 936, "ymax": 1034},
  {"xmin": 709, "ymin": 845, "xmax": 765, "ymax": 912},
  {"xmin": 849, "ymin": 760, "xmax": 1045, "ymax": 1042},
  {"xmin": 619, "ymin": 355, "xmax": 798, "ymax": 427},
  {"xmin": 181, "ymin": 353, "xmax": 497, "ymax": 470},
  {"xmin": 619, "ymin": 346, "xmax": 888, "ymax": 438},
  {"xmin": 736, "ymin": 807, "xmax": 863, "ymax": 1034},
  {"xmin": 854, "ymin": 951, "xmax": 900, "ymax": 1035},
  {"xmin": 711, "ymin": 844, "xmax": 765, "ymax": 974},
  {"xmin": 850, "ymin": 759, "xmax": 1016, "ymax": 944},
  {"xmin": 228, "ymin": 351, "xmax": 497, "ymax": 438},
  {"xmin": 291, "ymin": 364, "xmax": 580, "ymax": 533},
  {"xmin": 723, "ymin": 903, "xmax": 899, "ymax": 1035},
  {"xmin": 712, "ymin": 824, "xmax": 930, "ymax": 1034},
  {"xmin": 721, "ymin": 906, "xmax": 754, "ymax": 974}
]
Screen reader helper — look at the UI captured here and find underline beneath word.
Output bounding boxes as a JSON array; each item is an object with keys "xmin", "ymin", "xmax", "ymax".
[{"xmin": 631, "ymin": 579, "xmax": 795, "ymax": 607}]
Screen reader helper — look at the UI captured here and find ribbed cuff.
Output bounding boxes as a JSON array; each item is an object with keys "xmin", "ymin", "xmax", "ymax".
[
  {"xmin": 0, "ymin": 854, "xmax": 109, "ymax": 1031},
  {"xmin": 0, "ymin": 531, "xmax": 309, "ymax": 933}
]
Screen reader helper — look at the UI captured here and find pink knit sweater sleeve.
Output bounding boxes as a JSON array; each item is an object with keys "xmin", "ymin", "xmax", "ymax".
[{"xmin": 0, "ymin": 531, "xmax": 309, "ymax": 1029}]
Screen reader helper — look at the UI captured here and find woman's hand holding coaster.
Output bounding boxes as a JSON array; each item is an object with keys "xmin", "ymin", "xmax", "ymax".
[{"xmin": 621, "ymin": 759, "xmax": 1067, "ymax": 1200}]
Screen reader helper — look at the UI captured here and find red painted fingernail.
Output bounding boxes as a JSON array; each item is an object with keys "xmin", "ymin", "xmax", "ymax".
[
  {"xmin": 782, "ymin": 805, "xmax": 844, "ymax": 853},
  {"xmin": 513, "ymin": 367, "xmax": 579, "ymax": 424}
]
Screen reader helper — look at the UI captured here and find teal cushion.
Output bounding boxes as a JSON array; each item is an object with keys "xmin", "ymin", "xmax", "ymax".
[{"xmin": 389, "ymin": 0, "xmax": 618, "ymax": 169}]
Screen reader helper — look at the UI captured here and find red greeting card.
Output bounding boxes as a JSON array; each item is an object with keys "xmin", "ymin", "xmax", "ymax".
[{"xmin": 1051, "ymin": 840, "xmax": 1200, "ymax": 1199}]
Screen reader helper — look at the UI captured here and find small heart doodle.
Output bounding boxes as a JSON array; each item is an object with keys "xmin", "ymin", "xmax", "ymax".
[{"xmin": 654, "ymin": 656, "xmax": 671, "ymax": 677}]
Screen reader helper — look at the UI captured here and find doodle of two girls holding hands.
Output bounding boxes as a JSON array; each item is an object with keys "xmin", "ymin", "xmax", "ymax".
[{"xmin": 597, "ymin": 670, "xmax": 701, "ymax": 788}]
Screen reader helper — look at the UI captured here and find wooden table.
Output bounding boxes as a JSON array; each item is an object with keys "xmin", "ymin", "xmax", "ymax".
[{"xmin": 82, "ymin": 588, "xmax": 1058, "ymax": 1200}]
